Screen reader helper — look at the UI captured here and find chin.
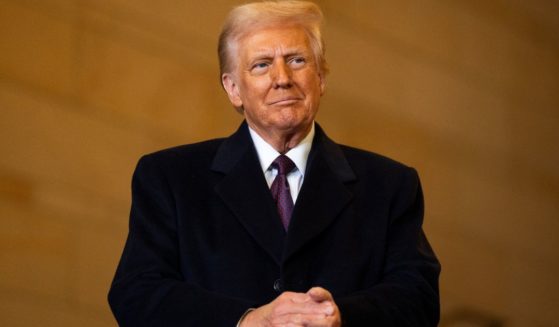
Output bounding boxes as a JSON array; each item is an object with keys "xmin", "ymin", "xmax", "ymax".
[{"xmin": 275, "ymin": 119, "xmax": 310, "ymax": 134}]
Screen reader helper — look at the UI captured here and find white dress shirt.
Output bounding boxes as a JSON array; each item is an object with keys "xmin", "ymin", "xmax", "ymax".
[{"xmin": 248, "ymin": 123, "xmax": 315, "ymax": 203}]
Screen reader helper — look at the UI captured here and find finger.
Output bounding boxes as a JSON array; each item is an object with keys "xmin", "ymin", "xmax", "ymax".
[
  {"xmin": 286, "ymin": 292, "xmax": 311, "ymax": 303},
  {"xmin": 307, "ymin": 287, "xmax": 333, "ymax": 302},
  {"xmin": 271, "ymin": 313, "xmax": 333, "ymax": 325},
  {"xmin": 274, "ymin": 298, "xmax": 334, "ymax": 316},
  {"xmin": 305, "ymin": 314, "xmax": 342, "ymax": 327}
]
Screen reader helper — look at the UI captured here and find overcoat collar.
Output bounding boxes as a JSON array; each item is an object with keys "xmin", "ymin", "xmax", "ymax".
[{"xmin": 211, "ymin": 121, "xmax": 356, "ymax": 265}]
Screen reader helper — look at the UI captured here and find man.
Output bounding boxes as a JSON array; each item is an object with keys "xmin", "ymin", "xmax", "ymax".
[{"xmin": 108, "ymin": 1, "xmax": 440, "ymax": 326}]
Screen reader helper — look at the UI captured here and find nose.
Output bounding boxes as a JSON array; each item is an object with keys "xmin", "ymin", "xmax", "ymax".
[{"xmin": 272, "ymin": 60, "xmax": 292, "ymax": 88}]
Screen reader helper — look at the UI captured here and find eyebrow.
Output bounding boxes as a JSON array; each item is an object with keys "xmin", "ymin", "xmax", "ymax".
[{"xmin": 248, "ymin": 47, "xmax": 308, "ymax": 60}]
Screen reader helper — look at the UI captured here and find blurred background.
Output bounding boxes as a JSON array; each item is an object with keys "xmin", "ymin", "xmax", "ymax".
[{"xmin": 1, "ymin": 0, "xmax": 558, "ymax": 326}]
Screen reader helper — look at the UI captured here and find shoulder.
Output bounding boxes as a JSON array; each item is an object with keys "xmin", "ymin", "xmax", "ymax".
[
  {"xmin": 336, "ymin": 144, "xmax": 419, "ymax": 190},
  {"xmin": 134, "ymin": 138, "xmax": 226, "ymax": 177},
  {"xmin": 145, "ymin": 138, "xmax": 225, "ymax": 161},
  {"xmin": 340, "ymin": 144, "xmax": 415, "ymax": 174}
]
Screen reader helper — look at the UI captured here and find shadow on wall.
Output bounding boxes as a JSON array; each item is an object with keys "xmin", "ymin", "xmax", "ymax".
[{"xmin": 441, "ymin": 308, "xmax": 505, "ymax": 327}]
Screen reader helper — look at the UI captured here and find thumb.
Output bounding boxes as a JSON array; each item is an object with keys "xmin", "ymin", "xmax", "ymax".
[{"xmin": 307, "ymin": 287, "xmax": 332, "ymax": 302}]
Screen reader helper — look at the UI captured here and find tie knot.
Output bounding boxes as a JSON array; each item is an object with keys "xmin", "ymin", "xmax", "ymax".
[{"xmin": 272, "ymin": 155, "xmax": 296, "ymax": 175}]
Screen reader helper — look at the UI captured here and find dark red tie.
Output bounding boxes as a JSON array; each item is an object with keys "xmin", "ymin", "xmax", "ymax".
[{"xmin": 270, "ymin": 155, "xmax": 296, "ymax": 231}]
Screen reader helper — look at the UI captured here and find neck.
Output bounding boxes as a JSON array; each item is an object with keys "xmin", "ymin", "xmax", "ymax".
[{"xmin": 250, "ymin": 124, "xmax": 312, "ymax": 154}]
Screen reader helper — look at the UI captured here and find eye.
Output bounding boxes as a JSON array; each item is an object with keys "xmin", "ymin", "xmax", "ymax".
[
  {"xmin": 251, "ymin": 62, "xmax": 270, "ymax": 74},
  {"xmin": 289, "ymin": 57, "xmax": 306, "ymax": 68}
]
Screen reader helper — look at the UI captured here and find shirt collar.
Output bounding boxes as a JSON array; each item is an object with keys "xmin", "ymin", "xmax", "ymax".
[{"xmin": 248, "ymin": 123, "xmax": 315, "ymax": 176}]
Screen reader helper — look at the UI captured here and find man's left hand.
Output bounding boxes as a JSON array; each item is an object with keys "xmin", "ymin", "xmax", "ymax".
[{"xmin": 304, "ymin": 287, "xmax": 342, "ymax": 327}]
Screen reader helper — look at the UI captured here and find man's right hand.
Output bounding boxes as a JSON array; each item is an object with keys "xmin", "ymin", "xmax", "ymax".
[{"xmin": 240, "ymin": 289, "xmax": 337, "ymax": 327}]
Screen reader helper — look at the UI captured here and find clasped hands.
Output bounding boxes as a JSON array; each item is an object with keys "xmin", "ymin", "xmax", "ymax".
[{"xmin": 240, "ymin": 287, "xmax": 341, "ymax": 327}]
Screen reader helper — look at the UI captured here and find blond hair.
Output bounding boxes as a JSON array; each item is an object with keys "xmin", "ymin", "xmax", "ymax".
[{"xmin": 218, "ymin": 0, "xmax": 328, "ymax": 77}]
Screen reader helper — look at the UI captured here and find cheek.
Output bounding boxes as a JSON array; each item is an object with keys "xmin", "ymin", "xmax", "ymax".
[
  {"xmin": 245, "ymin": 76, "xmax": 270, "ymax": 91},
  {"xmin": 301, "ymin": 74, "xmax": 322, "ymax": 93},
  {"xmin": 305, "ymin": 81, "xmax": 323, "ymax": 103},
  {"xmin": 241, "ymin": 86, "xmax": 266, "ymax": 105}
]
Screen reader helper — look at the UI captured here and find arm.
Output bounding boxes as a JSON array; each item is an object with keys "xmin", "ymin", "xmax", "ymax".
[
  {"xmin": 336, "ymin": 168, "xmax": 440, "ymax": 326},
  {"xmin": 108, "ymin": 155, "xmax": 254, "ymax": 326}
]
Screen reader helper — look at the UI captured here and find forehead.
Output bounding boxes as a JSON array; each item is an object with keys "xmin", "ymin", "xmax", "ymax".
[{"xmin": 237, "ymin": 25, "xmax": 311, "ymax": 56}]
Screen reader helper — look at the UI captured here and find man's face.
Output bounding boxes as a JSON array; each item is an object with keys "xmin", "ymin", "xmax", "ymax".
[{"xmin": 222, "ymin": 25, "xmax": 325, "ymax": 138}]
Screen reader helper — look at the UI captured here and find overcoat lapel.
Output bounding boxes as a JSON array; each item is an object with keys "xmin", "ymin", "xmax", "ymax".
[
  {"xmin": 211, "ymin": 122, "xmax": 286, "ymax": 265},
  {"xmin": 211, "ymin": 122, "xmax": 357, "ymax": 266},
  {"xmin": 284, "ymin": 126, "xmax": 356, "ymax": 262}
]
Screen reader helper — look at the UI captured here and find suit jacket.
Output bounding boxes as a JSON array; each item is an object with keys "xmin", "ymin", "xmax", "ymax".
[{"xmin": 108, "ymin": 122, "xmax": 440, "ymax": 326}]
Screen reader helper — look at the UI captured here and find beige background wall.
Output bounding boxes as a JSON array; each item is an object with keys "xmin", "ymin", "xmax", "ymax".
[{"xmin": 1, "ymin": 0, "xmax": 558, "ymax": 326}]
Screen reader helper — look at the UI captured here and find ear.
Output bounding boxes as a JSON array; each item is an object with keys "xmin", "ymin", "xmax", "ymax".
[
  {"xmin": 319, "ymin": 72, "xmax": 326, "ymax": 95},
  {"xmin": 221, "ymin": 73, "xmax": 243, "ymax": 108}
]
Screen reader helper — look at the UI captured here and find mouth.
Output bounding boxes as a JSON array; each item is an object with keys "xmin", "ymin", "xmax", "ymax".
[{"xmin": 268, "ymin": 97, "xmax": 302, "ymax": 106}]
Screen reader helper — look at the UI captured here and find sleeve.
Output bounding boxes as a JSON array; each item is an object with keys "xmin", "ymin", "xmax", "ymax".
[
  {"xmin": 335, "ymin": 167, "xmax": 440, "ymax": 327},
  {"xmin": 108, "ymin": 155, "xmax": 255, "ymax": 327}
]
